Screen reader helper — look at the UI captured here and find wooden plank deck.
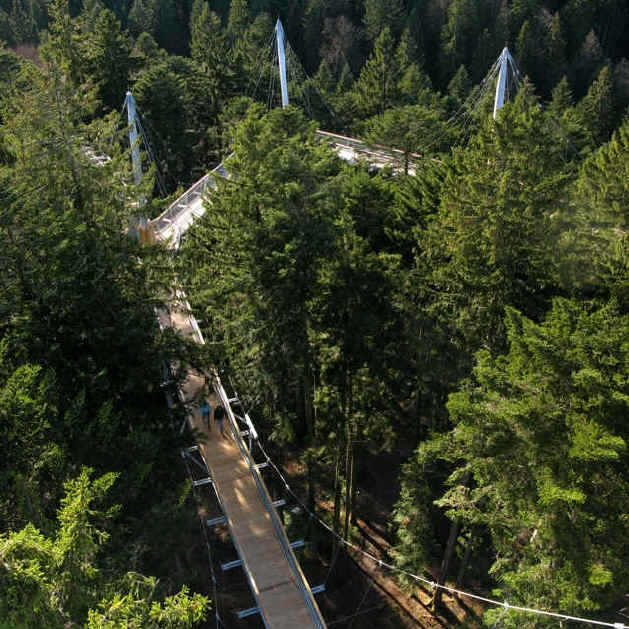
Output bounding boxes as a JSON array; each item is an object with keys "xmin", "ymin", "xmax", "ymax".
[{"xmin": 165, "ymin": 298, "xmax": 326, "ymax": 628}]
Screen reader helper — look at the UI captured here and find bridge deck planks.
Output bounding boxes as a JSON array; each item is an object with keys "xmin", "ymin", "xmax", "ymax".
[{"xmin": 167, "ymin": 300, "xmax": 324, "ymax": 628}]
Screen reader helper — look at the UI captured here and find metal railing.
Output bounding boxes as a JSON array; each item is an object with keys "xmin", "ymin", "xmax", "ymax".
[
  {"xmin": 151, "ymin": 159, "xmax": 232, "ymax": 236},
  {"xmin": 213, "ymin": 372, "xmax": 326, "ymax": 628},
  {"xmin": 315, "ymin": 129, "xmax": 421, "ymax": 169}
]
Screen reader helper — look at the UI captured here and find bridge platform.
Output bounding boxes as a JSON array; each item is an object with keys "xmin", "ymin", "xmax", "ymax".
[{"xmin": 164, "ymin": 298, "xmax": 326, "ymax": 628}]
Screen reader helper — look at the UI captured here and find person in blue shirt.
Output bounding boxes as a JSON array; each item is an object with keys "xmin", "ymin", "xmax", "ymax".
[{"xmin": 200, "ymin": 398, "xmax": 211, "ymax": 428}]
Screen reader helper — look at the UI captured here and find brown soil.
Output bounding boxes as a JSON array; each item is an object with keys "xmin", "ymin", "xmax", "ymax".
[{"xmin": 279, "ymin": 447, "xmax": 487, "ymax": 629}]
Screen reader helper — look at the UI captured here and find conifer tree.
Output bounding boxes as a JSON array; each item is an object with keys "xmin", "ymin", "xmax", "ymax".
[
  {"xmin": 314, "ymin": 57, "xmax": 335, "ymax": 95},
  {"xmin": 336, "ymin": 60, "xmax": 353, "ymax": 94},
  {"xmin": 440, "ymin": 0, "xmax": 482, "ymax": 82},
  {"xmin": 396, "ymin": 26, "xmax": 431, "ymax": 105},
  {"xmin": 545, "ymin": 11, "xmax": 567, "ymax": 82},
  {"xmin": 401, "ymin": 299, "xmax": 629, "ymax": 627},
  {"xmin": 363, "ymin": 0, "xmax": 405, "ymax": 42},
  {"xmin": 579, "ymin": 64, "xmax": 617, "ymax": 146},
  {"xmin": 0, "ymin": 469, "xmax": 209, "ymax": 627},
  {"xmin": 427, "ymin": 86, "xmax": 569, "ymax": 353},
  {"xmin": 351, "ymin": 27, "xmax": 400, "ymax": 118},
  {"xmin": 227, "ymin": 0, "xmax": 249, "ymax": 41},
  {"xmin": 82, "ymin": 8, "xmax": 132, "ymax": 111},
  {"xmin": 190, "ymin": 4, "xmax": 225, "ymax": 75},
  {"xmin": 574, "ymin": 115, "xmax": 629, "ymax": 302},
  {"xmin": 447, "ymin": 63, "xmax": 471, "ymax": 109},
  {"xmin": 572, "ymin": 28, "xmax": 604, "ymax": 95},
  {"xmin": 127, "ymin": 0, "xmax": 157, "ymax": 39},
  {"xmin": 550, "ymin": 75, "xmax": 574, "ymax": 114}
]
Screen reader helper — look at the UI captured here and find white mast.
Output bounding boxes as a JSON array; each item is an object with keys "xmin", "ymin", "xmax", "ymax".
[
  {"xmin": 275, "ymin": 19, "xmax": 289, "ymax": 107},
  {"xmin": 125, "ymin": 91, "xmax": 143, "ymax": 185},
  {"xmin": 493, "ymin": 47, "xmax": 511, "ymax": 119}
]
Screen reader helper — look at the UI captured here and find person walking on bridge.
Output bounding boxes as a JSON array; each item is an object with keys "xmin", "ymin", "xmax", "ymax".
[
  {"xmin": 200, "ymin": 398, "xmax": 211, "ymax": 429},
  {"xmin": 214, "ymin": 404, "xmax": 226, "ymax": 437}
]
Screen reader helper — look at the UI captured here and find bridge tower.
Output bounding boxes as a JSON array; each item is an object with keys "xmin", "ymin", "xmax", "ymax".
[
  {"xmin": 124, "ymin": 90, "xmax": 143, "ymax": 185},
  {"xmin": 493, "ymin": 47, "xmax": 518, "ymax": 119},
  {"xmin": 275, "ymin": 19, "xmax": 289, "ymax": 108}
]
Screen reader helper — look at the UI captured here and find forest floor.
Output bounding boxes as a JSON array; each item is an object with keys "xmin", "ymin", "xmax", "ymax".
[{"xmin": 277, "ymin": 448, "xmax": 487, "ymax": 629}]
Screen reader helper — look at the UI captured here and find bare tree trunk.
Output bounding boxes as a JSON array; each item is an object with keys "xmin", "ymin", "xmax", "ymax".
[
  {"xmin": 343, "ymin": 423, "xmax": 353, "ymax": 539},
  {"xmin": 332, "ymin": 446, "xmax": 342, "ymax": 557},
  {"xmin": 431, "ymin": 517, "xmax": 461, "ymax": 611},
  {"xmin": 432, "ymin": 471, "xmax": 470, "ymax": 612},
  {"xmin": 304, "ymin": 369, "xmax": 316, "ymax": 517},
  {"xmin": 349, "ymin": 444, "xmax": 358, "ymax": 526},
  {"xmin": 343, "ymin": 371, "xmax": 354, "ymax": 539},
  {"xmin": 455, "ymin": 530, "xmax": 474, "ymax": 589}
]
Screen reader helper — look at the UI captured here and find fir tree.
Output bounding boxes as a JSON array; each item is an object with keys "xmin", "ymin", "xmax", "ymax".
[
  {"xmin": 227, "ymin": 0, "xmax": 250, "ymax": 41},
  {"xmin": 351, "ymin": 27, "xmax": 400, "ymax": 118},
  {"xmin": 447, "ymin": 63, "xmax": 471, "ymax": 109},
  {"xmin": 579, "ymin": 64, "xmax": 617, "ymax": 145},
  {"xmin": 82, "ymin": 8, "xmax": 132, "ymax": 111},
  {"xmin": 363, "ymin": 0, "xmax": 405, "ymax": 42}
]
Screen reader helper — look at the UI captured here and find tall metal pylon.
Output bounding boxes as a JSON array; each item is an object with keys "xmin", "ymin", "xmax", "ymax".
[
  {"xmin": 493, "ymin": 47, "xmax": 519, "ymax": 119},
  {"xmin": 275, "ymin": 19, "xmax": 289, "ymax": 108},
  {"xmin": 125, "ymin": 90, "xmax": 143, "ymax": 185}
]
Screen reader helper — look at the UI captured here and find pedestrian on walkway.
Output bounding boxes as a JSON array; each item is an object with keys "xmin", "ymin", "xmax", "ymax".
[
  {"xmin": 200, "ymin": 398, "xmax": 211, "ymax": 428},
  {"xmin": 214, "ymin": 404, "xmax": 226, "ymax": 437}
]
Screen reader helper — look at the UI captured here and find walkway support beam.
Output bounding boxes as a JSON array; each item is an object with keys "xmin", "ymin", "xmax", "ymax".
[{"xmin": 275, "ymin": 19, "xmax": 289, "ymax": 108}]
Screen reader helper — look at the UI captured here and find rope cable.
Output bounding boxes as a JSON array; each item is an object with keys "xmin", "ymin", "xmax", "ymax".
[{"xmin": 248, "ymin": 29, "xmax": 277, "ymax": 103}]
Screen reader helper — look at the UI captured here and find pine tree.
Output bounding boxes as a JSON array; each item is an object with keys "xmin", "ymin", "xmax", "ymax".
[
  {"xmin": 314, "ymin": 57, "xmax": 335, "ymax": 95},
  {"xmin": 127, "ymin": 0, "xmax": 157, "ymax": 39},
  {"xmin": 351, "ymin": 27, "xmax": 400, "ymax": 118},
  {"xmin": 336, "ymin": 59, "xmax": 353, "ymax": 94},
  {"xmin": 1, "ymin": 51, "xmax": 172, "ymax": 469},
  {"xmin": 363, "ymin": 0, "xmax": 405, "ymax": 42},
  {"xmin": 427, "ymin": 87, "xmax": 570, "ymax": 352},
  {"xmin": 572, "ymin": 28, "xmax": 604, "ymax": 96},
  {"xmin": 439, "ymin": 0, "xmax": 482, "ymax": 82},
  {"xmin": 82, "ymin": 8, "xmax": 132, "ymax": 111},
  {"xmin": 550, "ymin": 75, "xmax": 574, "ymax": 113},
  {"xmin": 447, "ymin": 63, "xmax": 471, "ymax": 109},
  {"xmin": 579, "ymin": 64, "xmax": 617, "ymax": 145},
  {"xmin": 227, "ymin": 0, "xmax": 249, "ymax": 41},
  {"xmin": 515, "ymin": 19, "xmax": 536, "ymax": 78},
  {"xmin": 190, "ymin": 4, "xmax": 225, "ymax": 73},
  {"xmin": 0, "ymin": 469, "xmax": 210, "ymax": 627},
  {"xmin": 396, "ymin": 26, "xmax": 431, "ymax": 105},
  {"xmin": 580, "ymin": 110, "xmax": 629, "ymax": 218},
  {"xmin": 546, "ymin": 11, "xmax": 567, "ymax": 77},
  {"xmin": 574, "ymin": 115, "xmax": 629, "ymax": 302},
  {"xmin": 411, "ymin": 299, "xmax": 629, "ymax": 627}
]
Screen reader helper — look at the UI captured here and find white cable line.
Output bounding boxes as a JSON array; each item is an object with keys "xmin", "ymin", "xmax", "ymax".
[
  {"xmin": 252, "ymin": 440, "xmax": 626, "ymax": 629},
  {"xmin": 248, "ymin": 30, "xmax": 276, "ymax": 103},
  {"xmin": 181, "ymin": 451, "xmax": 223, "ymax": 628}
]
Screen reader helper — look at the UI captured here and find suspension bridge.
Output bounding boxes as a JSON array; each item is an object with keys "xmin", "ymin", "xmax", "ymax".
[{"xmin": 124, "ymin": 26, "xmax": 524, "ymax": 628}]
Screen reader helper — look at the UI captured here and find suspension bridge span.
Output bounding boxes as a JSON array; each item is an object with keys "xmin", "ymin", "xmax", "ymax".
[
  {"xmin": 131, "ymin": 32, "xmax": 523, "ymax": 626},
  {"xmin": 159, "ymin": 291, "xmax": 327, "ymax": 628},
  {"xmin": 149, "ymin": 129, "xmax": 420, "ymax": 248}
]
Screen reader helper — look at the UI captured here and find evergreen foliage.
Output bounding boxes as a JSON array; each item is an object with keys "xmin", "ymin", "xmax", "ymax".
[{"xmin": 3, "ymin": 1, "xmax": 629, "ymax": 627}]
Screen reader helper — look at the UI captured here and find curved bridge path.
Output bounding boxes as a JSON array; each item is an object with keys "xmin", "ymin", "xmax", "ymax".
[{"xmin": 152, "ymin": 130, "xmax": 397, "ymax": 625}]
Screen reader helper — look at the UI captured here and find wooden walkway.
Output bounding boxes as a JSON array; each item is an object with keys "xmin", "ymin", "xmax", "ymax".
[{"xmin": 164, "ymin": 298, "xmax": 326, "ymax": 628}]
